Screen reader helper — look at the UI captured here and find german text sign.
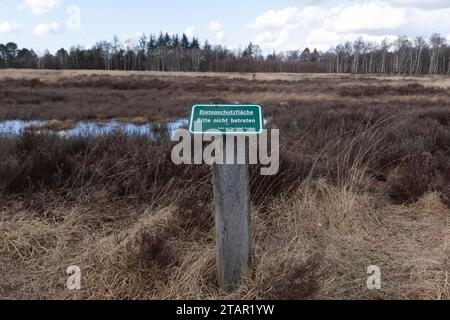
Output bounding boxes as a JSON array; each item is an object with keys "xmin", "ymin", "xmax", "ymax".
[{"xmin": 189, "ymin": 104, "xmax": 264, "ymax": 134}]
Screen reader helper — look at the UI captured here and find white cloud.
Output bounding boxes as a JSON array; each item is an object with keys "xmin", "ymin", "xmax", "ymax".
[
  {"xmin": 0, "ymin": 21, "xmax": 22, "ymax": 34},
  {"xmin": 33, "ymin": 22, "xmax": 61, "ymax": 36},
  {"xmin": 297, "ymin": 0, "xmax": 325, "ymax": 5},
  {"xmin": 209, "ymin": 20, "xmax": 222, "ymax": 32},
  {"xmin": 184, "ymin": 26, "xmax": 195, "ymax": 38},
  {"xmin": 208, "ymin": 20, "xmax": 225, "ymax": 43},
  {"xmin": 250, "ymin": 3, "xmax": 405, "ymax": 33},
  {"xmin": 384, "ymin": 0, "xmax": 450, "ymax": 9},
  {"xmin": 328, "ymin": 2, "xmax": 406, "ymax": 33},
  {"xmin": 296, "ymin": 0, "xmax": 450, "ymax": 9},
  {"xmin": 303, "ymin": 29, "xmax": 340, "ymax": 51},
  {"xmin": 304, "ymin": 29, "xmax": 398, "ymax": 51},
  {"xmin": 248, "ymin": 2, "xmax": 450, "ymax": 52},
  {"xmin": 215, "ymin": 31, "xmax": 225, "ymax": 42},
  {"xmin": 255, "ymin": 30, "xmax": 289, "ymax": 50},
  {"xmin": 248, "ymin": 7, "xmax": 300, "ymax": 30},
  {"xmin": 17, "ymin": 0, "xmax": 60, "ymax": 15},
  {"xmin": 406, "ymin": 7, "xmax": 450, "ymax": 34}
]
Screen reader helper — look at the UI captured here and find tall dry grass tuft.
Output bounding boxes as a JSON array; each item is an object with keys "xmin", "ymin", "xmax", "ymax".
[
  {"xmin": 73, "ymin": 206, "xmax": 180, "ymax": 300},
  {"xmin": 1, "ymin": 167, "xmax": 449, "ymax": 299}
]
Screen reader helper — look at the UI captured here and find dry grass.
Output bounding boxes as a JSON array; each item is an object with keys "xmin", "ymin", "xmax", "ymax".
[
  {"xmin": 1, "ymin": 70, "xmax": 450, "ymax": 300},
  {"xmin": 2, "ymin": 69, "xmax": 450, "ymax": 88},
  {"xmin": 1, "ymin": 181, "xmax": 448, "ymax": 300},
  {"xmin": 28, "ymin": 120, "xmax": 76, "ymax": 132}
]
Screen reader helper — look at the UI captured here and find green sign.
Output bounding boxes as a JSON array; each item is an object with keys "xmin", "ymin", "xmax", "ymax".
[{"xmin": 189, "ymin": 104, "xmax": 264, "ymax": 134}]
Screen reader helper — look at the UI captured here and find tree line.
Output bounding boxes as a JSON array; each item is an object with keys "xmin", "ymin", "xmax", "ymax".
[{"xmin": 1, "ymin": 32, "xmax": 450, "ymax": 75}]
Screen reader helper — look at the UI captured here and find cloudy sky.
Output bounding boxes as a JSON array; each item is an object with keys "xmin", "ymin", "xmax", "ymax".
[{"xmin": 1, "ymin": 0, "xmax": 450, "ymax": 54}]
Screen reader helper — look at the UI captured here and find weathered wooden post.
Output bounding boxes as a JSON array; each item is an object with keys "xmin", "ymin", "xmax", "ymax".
[
  {"xmin": 189, "ymin": 104, "xmax": 264, "ymax": 293},
  {"xmin": 213, "ymin": 141, "xmax": 251, "ymax": 292}
]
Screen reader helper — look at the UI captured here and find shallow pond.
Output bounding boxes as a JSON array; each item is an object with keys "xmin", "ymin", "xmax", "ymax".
[{"xmin": 0, "ymin": 119, "xmax": 189, "ymax": 139}]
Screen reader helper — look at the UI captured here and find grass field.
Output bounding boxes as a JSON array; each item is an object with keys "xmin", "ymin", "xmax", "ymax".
[{"xmin": 0, "ymin": 69, "xmax": 449, "ymax": 300}]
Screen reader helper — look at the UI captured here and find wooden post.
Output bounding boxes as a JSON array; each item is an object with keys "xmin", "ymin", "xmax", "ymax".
[
  {"xmin": 189, "ymin": 104, "xmax": 263, "ymax": 293},
  {"xmin": 212, "ymin": 138, "xmax": 251, "ymax": 293}
]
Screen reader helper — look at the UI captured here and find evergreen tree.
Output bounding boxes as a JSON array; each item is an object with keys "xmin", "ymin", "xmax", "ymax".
[{"xmin": 181, "ymin": 33, "xmax": 190, "ymax": 50}]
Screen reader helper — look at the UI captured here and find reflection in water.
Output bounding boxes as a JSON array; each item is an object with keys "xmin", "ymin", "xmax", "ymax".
[
  {"xmin": 0, "ymin": 119, "xmax": 189, "ymax": 140},
  {"xmin": 0, "ymin": 120, "xmax": 44, "ymax": 136}
]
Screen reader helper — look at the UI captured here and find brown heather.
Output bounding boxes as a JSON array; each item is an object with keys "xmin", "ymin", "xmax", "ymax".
[{"xmin": 0, "ymin": 70, "xmax": 449, "ymax": 300}]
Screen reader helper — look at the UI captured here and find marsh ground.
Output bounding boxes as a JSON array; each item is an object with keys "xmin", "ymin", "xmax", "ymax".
[{"xmin": 0, "ymin": 69, "xmax": 449, "ymax": 300}]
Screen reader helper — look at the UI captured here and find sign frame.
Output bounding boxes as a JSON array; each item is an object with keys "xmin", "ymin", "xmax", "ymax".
[{"xmin": 189, "ymin": 104, "xmax": 264, "ymax": 135}]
